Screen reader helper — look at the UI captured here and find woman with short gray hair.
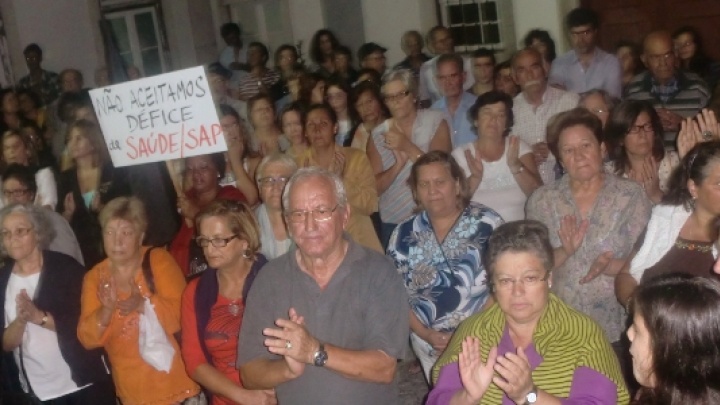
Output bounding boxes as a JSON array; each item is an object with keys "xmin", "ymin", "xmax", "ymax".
[
  {"xmin": 367, "ymin": 69, "xmax": 451, "ymax": 247},
  {"xmin": 0, "ymin": 203, "xmax": 116, "ymax": 403},
  {"xmin": 255, "ymin": 152, "xmax": 298, "ymax": 259}
]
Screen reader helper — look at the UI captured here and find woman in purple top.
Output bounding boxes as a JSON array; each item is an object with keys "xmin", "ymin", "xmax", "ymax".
[{"xmin": 428, "ymin": 220, "xmax": 628, "ymax": 405}]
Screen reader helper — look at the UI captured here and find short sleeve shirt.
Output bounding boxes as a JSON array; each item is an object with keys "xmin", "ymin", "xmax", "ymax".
[{"xmin": 237, "ymin": 240, "xmax": 410, "ymax": 405}]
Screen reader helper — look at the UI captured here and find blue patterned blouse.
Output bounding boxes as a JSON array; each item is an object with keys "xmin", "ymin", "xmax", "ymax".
[{"xmin": 388, "ymin": 202, "xmax": 504, "ymax": 332}]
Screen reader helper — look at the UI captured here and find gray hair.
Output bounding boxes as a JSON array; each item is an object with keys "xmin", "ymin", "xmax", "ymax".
[
  {"xmin": 0, "ymin": 203, "xmax": 56, "ymax": 256},
  {"xmin": 281, "ymin": 167, "xmax": 347, "ymax": 212},
  {"xmin": 382, "ymin": 68, "xmax": 418, "ymax": 98},
  {"xmin": 579, "ymin": 88, "xmax": 618, "ymax": 112},
  {"xmin": 256, "ymin": 152, "xmax": 298, "ymax": 182}
]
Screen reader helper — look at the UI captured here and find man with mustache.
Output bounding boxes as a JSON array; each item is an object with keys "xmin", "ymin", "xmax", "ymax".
[{"xmin": 511, "ymin": 48, "xmax": 579, "ymax": 185}]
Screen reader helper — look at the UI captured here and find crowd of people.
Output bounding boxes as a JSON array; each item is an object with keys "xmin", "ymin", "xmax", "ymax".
[{"xmin": 1, "ymin": 5, "xmax": 720, "ymax": 405}]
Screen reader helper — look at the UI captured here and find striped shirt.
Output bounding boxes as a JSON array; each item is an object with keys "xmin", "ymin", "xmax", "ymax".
[
  {"xmin": 371, "ymin": 109, "xmax": 447, "ymax": 224},
  {"xmin": 625, "ymin": 71, "xmax": 710, "ymax": 148},
  {"xmin": 237, "ymin": 69, "xmax": 281, "ymax": 100}
]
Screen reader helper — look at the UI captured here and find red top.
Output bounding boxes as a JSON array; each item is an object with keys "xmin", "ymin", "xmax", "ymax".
[
  {"xmin": 170, "ymin": 186, "xmax": 245, "ymax": 277},
  {"xmin": 181, "ymin": 278, "xmax": 245, "ymax": 405}
]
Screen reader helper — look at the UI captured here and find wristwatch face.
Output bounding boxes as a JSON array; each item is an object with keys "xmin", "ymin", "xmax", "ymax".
[
  {"xmin": 313, "ymin": 349, "xmax": 328, "ymax": 367},
  {"xmin": 526, "ymin": 391, "xmax": 538, "ymax": 403}
]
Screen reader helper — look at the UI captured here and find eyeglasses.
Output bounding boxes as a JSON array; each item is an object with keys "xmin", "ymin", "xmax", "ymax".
[
  {"xmin": 570, "ymin": 28, "xmax": 594, "ymax": 38},
  {"xmin": 104, "ymin": 228, "xmax": 136, "ymax": 238},
  {"xmin": 647, "ymin": 52, "xmax": 674, "ymax": 64},
  {"xmin": 3, "ymin": 189, "xmax": 28, "ymax": 198},
  {"xmin": 382, "ymin": 90, "xmax": 410, "ymax": 103},
  {"xmin": 285, "ymin": 205, "xmax": 339, "ymax": 223},
  {"xmin": 628, "ymin": 122, "xmax": 654, "ymax": 135},
  {"xmin": 195, "ymin": 234, "xmax": 238, "ymax": 248},
  {"xmin": 494, "ymin": 274, "xmax": 548, "ymax": 290},
  {"xmin": 1, "ymin": 227, "xmax": 33, "ymax": 239},
  {"xmin": 590, "ymin": 108, "xmax": 609, "ymax": 115},
  {"xmin": 258, "ymin": 176, "xmax": 290, "ymax": 188}
]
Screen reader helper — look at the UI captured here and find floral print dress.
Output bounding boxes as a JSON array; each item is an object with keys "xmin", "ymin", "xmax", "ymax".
[{"xmin": 388, "ymin": 202, "xmax": 504, "ymax": 333}]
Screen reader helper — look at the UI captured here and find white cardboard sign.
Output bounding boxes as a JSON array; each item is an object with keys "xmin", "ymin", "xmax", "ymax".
[{"xmin": 90, "ymin": 66, "xmax": 227, "ymax": 167}]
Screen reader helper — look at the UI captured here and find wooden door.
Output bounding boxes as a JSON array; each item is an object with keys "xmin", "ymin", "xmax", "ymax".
[{"xmin": 581, "ymin": 0, "xmax": 720, "ymax": 60}]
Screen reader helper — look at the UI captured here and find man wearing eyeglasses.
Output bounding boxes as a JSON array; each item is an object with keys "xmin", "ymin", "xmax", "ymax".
[
  {"xmin": 548, "ymin": 8, "xmax": 622, "ymax": 99},
  {"xmin": 238, "ymin": 167, "xmax": 409, "ymax": 405},
  {"xmin": 626, "ymin": 30, "xmax": 711, "ymax": 149},
  {"xmin": 1, "ymin": 164, "xmax": 84, "ymax": 265}
]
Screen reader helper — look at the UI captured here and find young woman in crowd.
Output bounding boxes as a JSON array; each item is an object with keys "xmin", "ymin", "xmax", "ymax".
[
  {"xmin": 309, "ymin": 29, "xmax": 340, "ymax": 78},
  {"xmin": 279, "ymin": 102, "xmax": 309, "ymax": 159},
  {"xmin": 1, "ymin": 129, "xmax": 57, "ymax": 209},
  {"xmin": 323, "ymin": 78, "xmax": 356, "ymax": 146}
]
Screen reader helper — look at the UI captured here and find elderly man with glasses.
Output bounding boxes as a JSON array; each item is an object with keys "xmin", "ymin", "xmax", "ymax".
[{"xmin": 238, "ymin": 167, "xmax": 409, "ymax": 405}]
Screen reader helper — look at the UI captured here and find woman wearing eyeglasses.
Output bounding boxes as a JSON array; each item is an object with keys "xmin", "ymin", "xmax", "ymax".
[
  {"xmin": 367, "ymin": 69, "xmax": 451, "ymax": 248},
  {"xmin": 427, "ymin": 220, "xmax": 628, "ymax": 405},
  {"xmin": 296, "ymin": 103, "xmax": 382, "ymax": 252},
  {"xmin": 181, "ymin": 200, "xmax": 277, "ymax": 405},
  {"xmin": 387, "ymin": 151, "xmax": 503, "ymax": 381},
  {"xmin": 171, "ymin": 153, "xmax": 246, "ymax": 278},
  {"xmin": 78, "ymin": 197, "xmax": 201, "ymax": 405},
  {"xmin": 254, "ymin": 153, "xmax": 297, "ymax": 260}
]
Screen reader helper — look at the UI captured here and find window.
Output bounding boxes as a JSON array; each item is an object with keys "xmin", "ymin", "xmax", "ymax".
[
  {"xmin": 105, "ymin": 6, "xmax": 168, "ymax": 77},
  {"xmin": 439, "ymin": 0, "xmax": 515, "ymax": 53}
]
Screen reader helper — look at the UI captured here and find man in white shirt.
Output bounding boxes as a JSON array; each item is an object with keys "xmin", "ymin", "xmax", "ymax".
[
  {"xmin": 418, "ymin": 26, "xmax": 475, "ymax": 107},
  {"xmin": 512, "ymin": 48, "xmax": 579, "ymax": 185}
]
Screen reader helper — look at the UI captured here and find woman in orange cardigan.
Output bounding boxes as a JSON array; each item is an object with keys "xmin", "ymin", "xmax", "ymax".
[{"xmin": 78, "ymin": 197, "xmax": 200, "ymax": 405}]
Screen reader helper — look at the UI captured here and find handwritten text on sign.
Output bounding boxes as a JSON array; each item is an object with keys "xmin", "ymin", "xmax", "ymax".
[{"xmin": 90, "ymin": 66, "xmax": 226, "ymax": 167}]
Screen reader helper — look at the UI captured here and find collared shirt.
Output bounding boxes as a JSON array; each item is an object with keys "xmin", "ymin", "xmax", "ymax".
[
  {"xmin": 418, "ymin": 56, "xmax": 475, "ymax": 103},
  {"xmin": 549, "ymin": 48, "xmax": 623, "ymax": 98},
  {"xmin": 512, "ymin": 86, "xmax": 579, "ymax": 184},
  {"xmin": 650, "ymin": 76, "xmax": 679, "ymax": 104},
  {"xmin": 625, "ymin": 71, "xmax": 710, "ymax": 148},
  {"xmin": 431, "ymin": 91, "xmax": 477, "ymax": 147},
  {"xmin": 18, "ymin": 69, "xmax": 60, "ymax": 106}
]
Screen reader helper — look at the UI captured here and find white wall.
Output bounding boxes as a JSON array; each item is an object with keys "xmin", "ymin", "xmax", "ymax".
[
  {"xmin": 288, "ymin": 0, "xmax": 325, "ymax": 65},
  {"xmin": 511, "ymin": 0, "xmax": 579, "ymax": 54},
  {"xmin": 1, "ymin": 0, "xmax": 101, "ymax": 86}
]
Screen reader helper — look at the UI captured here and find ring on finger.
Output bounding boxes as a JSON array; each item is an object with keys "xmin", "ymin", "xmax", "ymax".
[
  {"xmin": 703, "ymin": 130, "xmax": 714, "ymax": 141},
  {"xmin": 285, "ymin": 340, "xmax": 292, "ymax": 350}
]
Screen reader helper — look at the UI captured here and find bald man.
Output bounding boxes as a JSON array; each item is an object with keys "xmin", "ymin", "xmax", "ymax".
[{"xmin": 625, "ymin": 30, "xmax": 710, "ymax": 149}]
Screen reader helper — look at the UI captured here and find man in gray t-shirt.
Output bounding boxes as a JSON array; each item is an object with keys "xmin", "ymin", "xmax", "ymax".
[{"xmin": 237, "ymin": 167, "xmax": 409, "ymax": 405}]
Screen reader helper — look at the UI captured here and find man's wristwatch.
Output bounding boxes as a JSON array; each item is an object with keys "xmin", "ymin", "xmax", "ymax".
[
  {"xmin": 312, "ymin": 343, "xmax": 328, "ymax": 367},
  {"xmin": 523, "ymin": 385, "xmax": 538, "ymax": 404}
]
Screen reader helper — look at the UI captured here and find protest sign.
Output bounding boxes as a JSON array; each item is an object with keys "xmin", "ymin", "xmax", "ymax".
[{"xmin": 90, "ymin": 66, "xmax": 227, "ymax": 167}]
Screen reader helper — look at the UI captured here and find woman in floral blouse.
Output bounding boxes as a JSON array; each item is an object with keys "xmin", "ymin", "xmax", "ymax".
[{"xmin": 387, "ymin": 151, "xmax": 503, "ymax": 381}]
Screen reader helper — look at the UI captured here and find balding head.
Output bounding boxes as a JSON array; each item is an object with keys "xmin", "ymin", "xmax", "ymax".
[{"xmin": 641, "ymin": 30, "xmax": 677, "ymax": 84}]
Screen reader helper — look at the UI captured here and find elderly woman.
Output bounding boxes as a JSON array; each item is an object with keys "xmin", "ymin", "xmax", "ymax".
[
  {"xmin": 427, "ymin": 220, "xmax": 628, "ymax": 404},
  {"xmin": 279, "ymin": 102, "xmax": 309, "ymax": 159},
  {"xmin": 255, "ymin": 153, "xmax": 297, "ymax": 259},
  {"xmin": 0, "ymin": 204, "xmax": 115, "ymax": 404},
  {"xmin": 218, "ymin": 104, "xmax": 260, "ymax": 206},
  {"xmin": 604, "ymin": 100, "xmax": 680, "ymax": 204},
  {"xmin": 387, "ymin": 151, "xmax": 503, "ymax": 380},
  {"xmin": 526, "ymin": 108, "xmax": 652, "ymax": 346},
  {"xmin": 452, "ymin": 91, "xmax": 541, "ymax": 222},
  {"xmin": 247, "ymin": 94, "xmax": 290, "ymax": 157},
  {"xmin": 367, "ymin": 69, "xmax": 451, "ymax": 246},
  {"xmin": 78, "ymin": 197, "xmax": 200, "ymax": 405},
  {"xmin": 579, "ymin": 89, "xmax": 617, "ymax": 128},
  {"xmin": 1, "ymin": 129, "xmax": 57, "ymax": 209},
  {"xmin": 297, "ymin": 104, "xmax": 382, "ymax": 252},
  {"xmin": 181, "ymin": 200, "xmax": 276, "ymax": 405},
  {"xmin": 349, "ymin": 81, "xmax": 388, "ymax": 152},
  {"xmin": 628, "ymin": 275, "xmax": 720, "ymax": 404},
  {"xmin": 171, "ymin": 153, "xmax": 246, "ymax": 277},
  {"xmin": 615, "ymin": 141, "xmax": 720, "ymax": 306},
  {"xmin": 57, "ymin": 119, "xmax": 130, "ymax": 269}
]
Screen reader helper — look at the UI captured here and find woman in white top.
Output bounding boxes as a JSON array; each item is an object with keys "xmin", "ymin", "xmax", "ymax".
[
  {"xmin": 218, "ymin": 104, "xmax": 260, "ymax": 206},
  {"xmin": 1, "ymin": 130, "xmax": 57, "ymax": 210},
  {"xmin": 254, "ymin": 153, "xmax": 297, "ymax": 259},
  {"xmin": 0, "ymin": 203, "xmax": 115, "ymax": 404},
  {"xmin": 324, "ymin": 78, "xmax": 355, "ymax": 146},
  {"xmin": 367, "ymin": 69, "xmax": 451, "ymax": 247},
  {"xmin": 349, "ymin": 81, "xmax": 389, "ymax": 152},
  {"xmin": 452, "ymin": 91, "xmax": 541, "ymax": 222}
]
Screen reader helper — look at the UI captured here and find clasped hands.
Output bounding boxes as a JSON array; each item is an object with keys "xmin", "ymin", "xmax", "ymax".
[
  {"xmin": 263, "ymin": 308, "xmax": 319, "ymax": 378},
  {"xmin": 458, "ymin": 336, "xmax": 534, "ymax": 405},
  {"xmin": 15, "ymin": 289, "xmax": 44, "ymax": 325},
  {"xmin": 97, "ymin": 275, "xmax": 145, "ymax": 316}
]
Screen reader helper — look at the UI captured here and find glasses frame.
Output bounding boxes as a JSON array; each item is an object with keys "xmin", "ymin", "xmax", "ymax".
[
  {"xmin": 493, "ymin": 273, "xmax": 549, "ymax": 291},
  {"xmin": 285, "ymin": 204, "xmax": 340, "ymax": 224},
  {"xmin": 195, "ymin": 234, "xmax": 239, "ymax": 248}
]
